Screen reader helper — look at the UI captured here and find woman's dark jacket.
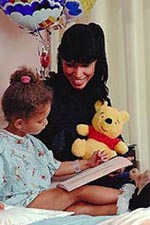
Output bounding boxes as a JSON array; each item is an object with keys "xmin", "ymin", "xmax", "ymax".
[{"xmin": 37, "ymin": 73, "xmax": 134, "ymax": 188}]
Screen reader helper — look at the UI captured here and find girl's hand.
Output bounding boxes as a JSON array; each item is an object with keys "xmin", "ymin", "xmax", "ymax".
[{"xmin": 87, "ymin": 150, "xmax": 109, "ymax": 168}]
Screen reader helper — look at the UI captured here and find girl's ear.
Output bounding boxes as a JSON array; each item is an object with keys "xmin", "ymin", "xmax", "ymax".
[{"xmin": 14, "ymin": 118, "xmax": 24, "ymax": 130}]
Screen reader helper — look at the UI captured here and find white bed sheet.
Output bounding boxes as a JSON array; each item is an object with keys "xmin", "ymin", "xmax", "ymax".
[
  {"xmin": 0, "ymin": 205, "xmax": 74, "ymax": 225},
  {"xmin": 99, "ymin": 207, "xmax": 150, "ymax": 225},
  {"xmin": 1, "ymin": 205, "xmax": 150, "ymax": 225}
]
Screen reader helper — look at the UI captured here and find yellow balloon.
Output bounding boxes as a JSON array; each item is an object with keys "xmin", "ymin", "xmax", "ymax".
[
  {"xmin": 63, "ymin": 0, "xmax": 97, "ymax": 24},
  {"xmin": 79, "ymin": 0, "xmax": 96, "ymax": 14}
]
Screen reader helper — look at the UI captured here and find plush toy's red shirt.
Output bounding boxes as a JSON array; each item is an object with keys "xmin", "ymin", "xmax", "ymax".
[{"xmin": 88, "ymin": 126, "xmax": 120, "ymax": 149}]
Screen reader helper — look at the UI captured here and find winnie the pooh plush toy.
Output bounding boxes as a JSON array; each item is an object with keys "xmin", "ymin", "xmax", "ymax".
[{"xmin": 71, "ymin": 100, "xmax": 129, "ymax": 159}]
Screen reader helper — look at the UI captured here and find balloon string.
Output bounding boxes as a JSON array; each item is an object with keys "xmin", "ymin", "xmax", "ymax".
[{"xmin": 37, "ymin": 30, "xmax": 45, "ymax": 44}]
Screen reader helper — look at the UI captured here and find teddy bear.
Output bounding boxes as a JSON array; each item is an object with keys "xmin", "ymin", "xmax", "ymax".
[{"xmin": 71, "ymin": 100, "xmax": 129, "ymax": 159}]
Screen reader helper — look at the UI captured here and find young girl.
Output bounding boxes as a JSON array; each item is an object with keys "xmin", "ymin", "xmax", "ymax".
[{"xmin": 0, "ymin": 66, "xmax": 120, "ymax": 216}]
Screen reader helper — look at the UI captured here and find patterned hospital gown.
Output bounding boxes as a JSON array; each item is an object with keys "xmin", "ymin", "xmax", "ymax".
[{"xmin": 0, "ymin": 129, "xmax": 61, "ymax": 207}]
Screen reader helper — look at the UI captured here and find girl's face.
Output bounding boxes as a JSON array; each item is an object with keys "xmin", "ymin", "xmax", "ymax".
[
  {"xmin": 62, "ymin": 59, "xmax": 97, "ymax": 90},
  {"xmin": 22, "ymin": 104, "xmax": 50, "ymax": 136},
  {"xmin": 18, "ymin": 104, "xmax": 51, "ymax": 136}
]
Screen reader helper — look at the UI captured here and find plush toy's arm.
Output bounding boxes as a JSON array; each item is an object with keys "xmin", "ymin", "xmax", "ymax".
[
  {"xmin": 114, "ymin": 141, "xmax": 128, "ymax": 154},
  {"xmin": 76, "ymin": 124, "xmax": 89, "ymax": 136}
]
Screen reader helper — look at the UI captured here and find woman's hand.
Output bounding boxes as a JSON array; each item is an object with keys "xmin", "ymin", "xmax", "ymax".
[
  {"xmin": 108, "ymin": 155, "xmax": 135, "ymax": 177},
  {"xmin": 108, "ymin": 168, "xmax": 124, "ymax": 177}
]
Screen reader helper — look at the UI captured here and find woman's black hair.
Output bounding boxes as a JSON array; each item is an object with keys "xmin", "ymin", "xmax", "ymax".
[{"xmin": 57, "ymin": 22, "xmax": 109, "ymax": 99}]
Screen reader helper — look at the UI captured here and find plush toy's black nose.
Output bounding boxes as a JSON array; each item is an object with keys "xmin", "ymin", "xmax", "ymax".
[{"xmin": 105, "ymin": 118, "xmax": 112, "ymax": 124}]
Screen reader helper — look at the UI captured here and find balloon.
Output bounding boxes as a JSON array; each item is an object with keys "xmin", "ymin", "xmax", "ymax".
[
  {"xmin": 0, "ymin": 0, "xmax": 65, "ymax": 32},
  {"xmin": 79, "ymin": 0, "xmax": 96, "ymax": 14},
  {"xmin": 64, "ymin": 0, "xmax": 96, "ymax": 22}
]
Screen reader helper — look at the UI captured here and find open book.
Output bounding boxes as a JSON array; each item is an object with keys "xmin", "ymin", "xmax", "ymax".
[{"xmin": 57, "ymin": 156, "xmax": 132, "ymax": 191}]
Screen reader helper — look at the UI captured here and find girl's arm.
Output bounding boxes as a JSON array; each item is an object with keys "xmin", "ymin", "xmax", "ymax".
[{"xmin": 54, "ymin": 150, "xmax": 108, "ymax": 177}]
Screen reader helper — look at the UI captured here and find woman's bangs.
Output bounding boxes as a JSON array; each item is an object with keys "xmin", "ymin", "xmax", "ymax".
[{"xmin": 61, "ymin": 47, "xmax": 98, "ymax": 64}]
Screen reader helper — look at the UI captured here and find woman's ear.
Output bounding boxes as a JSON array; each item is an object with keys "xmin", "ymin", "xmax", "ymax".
[{"xmin": 14, "ymin": 118, "xmax": 24, "ymax": 130}]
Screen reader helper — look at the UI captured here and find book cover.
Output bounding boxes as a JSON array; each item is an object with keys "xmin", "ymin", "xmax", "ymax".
[{"xmin": 57, "ymin": 156, "xmax": 132, "ymax": 192}]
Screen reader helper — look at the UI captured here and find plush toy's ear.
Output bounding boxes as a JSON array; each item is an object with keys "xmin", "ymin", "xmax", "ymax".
[
  {"xmin": 94, "ymin": 100, "xmax": 108, "ymax": 111},
  {"xmin": 120, "ymin": 111, "xmax": 129, "ymax": 124}
]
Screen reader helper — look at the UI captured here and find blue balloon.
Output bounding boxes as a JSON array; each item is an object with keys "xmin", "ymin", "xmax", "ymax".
[{"xmin": 65, "ymin": 1, "xmax": 82, "ymax": 16}]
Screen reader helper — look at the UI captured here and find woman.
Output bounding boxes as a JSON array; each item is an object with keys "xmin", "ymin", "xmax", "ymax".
[{"xmin": 37, "ymin": 22, "xmax": 133, "ymax": 188}]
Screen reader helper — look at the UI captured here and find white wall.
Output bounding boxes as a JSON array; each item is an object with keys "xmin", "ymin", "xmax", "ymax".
[
  {"xmin": 0, "ymin": 9, "xmax": 40, "ymax": 126},
  {"xmin": 0, "ymin": 10, "xmax": 40, "ymax": 90}
]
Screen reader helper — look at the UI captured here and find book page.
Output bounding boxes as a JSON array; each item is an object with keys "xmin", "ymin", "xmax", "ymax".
[{"xmin": 57, "ymin": 156, "xmax": 132, "ymax": 191}]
